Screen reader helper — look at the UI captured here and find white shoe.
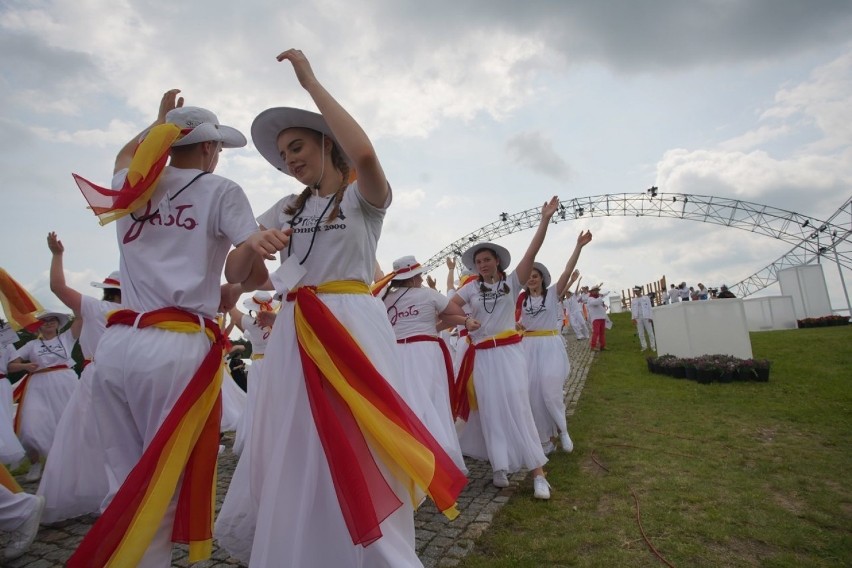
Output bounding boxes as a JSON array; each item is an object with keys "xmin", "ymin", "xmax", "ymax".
[
  {"xmin": 492, "ymin": 470, "xmax": 509, "ymax": 488},
  {"xmin": 533, "ymin": 475, "xmax": 551, "ymax": 500},
  {"xmin": 542, "ymin": 440, "xmax": 556, "ymax": 455},
  {"xmin": 4, "ymin": 495, "xmax": 45, "ymax": 559},
  {"xmin": 560, "ymin": 432, "xmax": 574, "ymax": 453},
  {"xmin": 24, "ymin": 461, "xmax": 42, "ymax": 482}
]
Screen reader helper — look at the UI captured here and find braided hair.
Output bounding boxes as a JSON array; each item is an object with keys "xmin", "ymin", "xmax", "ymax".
[
  {"xmin": 523, "ymin": 268, "xmax": 547, "ymax": 310},
  {"xmin": 475, "ymin": 248, "xmax": 510, "ymax": 295}
]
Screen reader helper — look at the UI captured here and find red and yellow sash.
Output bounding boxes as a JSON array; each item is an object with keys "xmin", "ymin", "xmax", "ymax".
[
  {"xmin": 13, "ymin": 365, "xmax": 70, "ymax": 434},
  {"xmin": 68, "ymin": 307, "xmax": 224, "ymax": 568},
  {"xmin": 73, "ymin": 123, "xmax": 181, "ymax": 226},
  {"xmin": 289, "ymin": 281, "xmax": 466, "ymax": 546},
  {"xmin": 0, "ymin": 268, "xmax": 43, "ymax": 331},
  {"xmin": 396, "ymin": 335, "xmax": 455, "ymax": 401},
  {"xmin": 0, "ymin": 462, "xmax": 23, "ymax": 494},
  {"xmin": 452, "ymin": 330, "xmax": 522, "ymax": 421}
]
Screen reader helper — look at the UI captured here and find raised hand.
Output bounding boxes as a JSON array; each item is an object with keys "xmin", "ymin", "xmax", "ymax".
[
  {"xmin": 446, "ymin": 257, "xmax": 456, "ymax": 270},
  {"xmin": 426, "ymin": 275, "xmax": 437, "ymax": 289},
  {"xmin": 47, "ymin": 232, "xmax": 64, "ymax": 255},
  {"xmin": 541, "ymin": 196, "xmax": 559, "ymax": 221},
  {"xmin": 158, "ymin": 89, "xmax": 184, "ymax": 124},
  {"xmin": 577, "ymin": 230, "xmax": 592, "ymax": 246},
  {"xmin": 276, "ymin": 49, "xmax": 318, "ymax": 89}
]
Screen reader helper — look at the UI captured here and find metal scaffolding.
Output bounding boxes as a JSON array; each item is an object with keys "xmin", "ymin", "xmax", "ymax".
[{"xmin": 423, "ymin": 191, "xmax": 851, "ymax": 299}]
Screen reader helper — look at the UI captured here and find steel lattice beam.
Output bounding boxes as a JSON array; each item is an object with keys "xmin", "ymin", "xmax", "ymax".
[{"xmin": 424, "ymin": 192, "xmax": 851, "ymax": 298}]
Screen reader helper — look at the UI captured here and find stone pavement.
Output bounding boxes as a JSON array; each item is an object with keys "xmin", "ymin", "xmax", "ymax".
[{"xmin": 1, "ymin": 336, "xmax": 595, "ymax": 567}]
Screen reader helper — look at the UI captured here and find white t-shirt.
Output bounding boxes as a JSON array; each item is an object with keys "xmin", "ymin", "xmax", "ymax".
[
  {"xmin": 257, "ymin": 181, "xmax": 390, "ymax": 286},
  {"xmin": 519, "ymin": 286, "xmax": 561, "ymax": 331},
  {"xmin": 79, "ymin": 296, "xmax": 121, "ymax": 359},
  {"xmin": 631, "ymin": 295, "xmax": 653, "ymax": 320},
  {"xmin": 241, "ymin": 314, "xmax": 271, "ymax": 355},
  {"xmin": 15, "ymin": 330, "xmax": 77, "ymax": 369},
  {"xmin": 383, "ymin": 287, "xmax": 449, "ymax": 339},
  {"xmin": 668, "ymin": 289, "xmax": 680, "ymax": 303},
  {"xmin": 0, "ymin": 344, "xmax": 16, "ymax": 375},
  {"xmin": 567, "ymin": 295, "xmax": 584, "ymax": 316},
  {"xmin": 112, "ymin": 166, "xmax": 258, "ymax": 318},
  {"xmin": 456, "ymin": 272, "xmax": 521, "ymax": 341},
  {"xmin": 586, "ymin": 296, "xmax": 608, "ymax": 321}
]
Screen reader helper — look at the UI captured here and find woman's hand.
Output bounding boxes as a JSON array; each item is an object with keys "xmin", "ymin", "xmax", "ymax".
[
  {"xmin": 577, "ymin": 230, "xmax": 592, "ymax": 247},
  {"xmin": 47, "ymin": 232, "xmax": 64, "ymax": 255},
  {"xmin": 541, "ymin": 196, "xmax": 559, "ymax": 222},
  {"xmin": 246, "ymin": 229, "xmax": 291, "ymax": 261},
  {"xmin": 257, "ymin": 311, "xmax": 277, "ymax": 328},
  {"xmin": 158, "ymin": 89, "xmax": 183, "ymax": 124},
  {"xmin": 464, "ymin": 317, "xmax": 481, "ymax": 332},
  {"xmin": 446, "ymin": 257, "xmax": 456, "ymax": 270},
  {"xmin": 276, "ymin": 49, "xmax": 318, "ymax": 90},
  {"xmin": 426, "ymin": 275, "xmax": 437, "ymax": 290}
]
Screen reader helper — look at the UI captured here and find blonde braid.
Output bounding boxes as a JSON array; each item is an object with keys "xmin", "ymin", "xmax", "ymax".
[
  {"xmin": 284, "ymin": 186, "xmax": 313, "ymax": 216},
  {"xmin": 326, "ymin": 146, "xmax": 350, "ymax": 223}
]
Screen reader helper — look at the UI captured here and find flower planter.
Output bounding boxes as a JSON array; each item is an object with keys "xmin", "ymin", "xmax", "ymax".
[
  {"xmin": 696, "ymin": 369, "xmax": 716, "ymax": 384},
  {"xmin": 685, "ymin": 366, "xmax": 697, "ymax": 381},
  {"xmin": 671, "ymin": 366, "xmax": 687, "ymax": 379},
  {"xmin": 736, "ymin": 368, "xmax": 755, "ymax": 382},
  {"xmin": 754, "ymin": 367, "xmax": 770, "ymax": 382},
  {"xmin": 718, "ymin": 371, "xmax": 735, "ymax": 383}
]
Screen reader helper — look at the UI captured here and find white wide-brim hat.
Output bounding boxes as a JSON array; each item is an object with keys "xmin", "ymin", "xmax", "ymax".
[
  {"xmin": 251, "ymin": 107, "xmax": 353, "ymax": 175},
  {"xmin": 34, "ymin": 311, "xmax": 70, "ymax": 329},
  {"xmin": 531, "ymin": 262, "xmax": 552, "ymax": 288},
  {"xmin": 462, "ymin": 242, "xmax": 511, "ymax": 272},
  {"xmin": 166, "ymin": 106, "xmax": 247, "ymax": 148},
  {"xmin": 390, "ymin": 255, "xmax": 425, "ymax": 281},
  {"xmin": 243, "ymin": 291, "xmax": 280, "ymax": 312},
  {"xmin": 91, "ymin": 270, "xmax": 121, "ymax": 289}
]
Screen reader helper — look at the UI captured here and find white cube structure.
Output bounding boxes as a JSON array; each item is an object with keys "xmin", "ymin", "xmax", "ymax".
[
  {"xmin": 743, "ymin": 296, "xmax": 798, "ymax": 331},
  {"xmin": 609, "ymin": 295, "xmax": 623, "ymax": 314},
  {"xmin": 777, "ymin": 264, "xmax": 832, "ymax": 319},
  {"xmin": 653, "ymin": 299, "xmax": 753, "ymax": 359}
]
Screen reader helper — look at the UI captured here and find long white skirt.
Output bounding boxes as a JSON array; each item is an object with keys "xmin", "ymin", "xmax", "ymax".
[
  {"xmin": 216, "ymin": 293, "xmax": 422, "ymax": 568},
  {"xmin": 18, "ymin": 368, "xmax": 78, "ymax": 458},
  {"xmin": 458, "ymin": 342, "xmax": 547, "ymax": 473},
  {"xmin": 523, "ymin": 335, "xmax": 570, "ymax": 442},
  {"xmin": 37, "ymin": 363, "xmax": 110, "ymax": 523},
  {"xmin": 395, "ymin": 342, "xmax": 466, "ymax": 474},
  {"xmin": 0, "ymin": 378, "xmax": 24, "ymax": 466},
  {"xmin": 220, "ymin": 365, "xmax": 246, "ymax": 432},
  {"xmin": 232, "ymin": 357, "xmax": 265, "ymax": 456}
]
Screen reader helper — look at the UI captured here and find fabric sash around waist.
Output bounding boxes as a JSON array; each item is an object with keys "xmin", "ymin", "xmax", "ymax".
[
  {"xmin": 68, "ymin": 307, "xmax": 224, "ymax": 568},
  {"xmin": 287, "ymin": 280, "xmax": 466, "ymax": 547},
  {"xmin": 396, "ymin": 335, "xmax": 455, "ymax": 402},
  {"xmin": 250, "ymin": 353, "xmax": 264, "ymax": 361},
  {"xmin": 452, "ymin": 330, "xmax": 523, "ymax": 421},
  {"xmin": 12, "ymin": 364, "xmax": 71, "ymax": 434}
]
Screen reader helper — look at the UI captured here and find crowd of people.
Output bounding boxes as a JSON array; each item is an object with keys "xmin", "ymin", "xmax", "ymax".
[{"xmin": 0, "ymin": 50, "xmax": 628, "ymax": 566}]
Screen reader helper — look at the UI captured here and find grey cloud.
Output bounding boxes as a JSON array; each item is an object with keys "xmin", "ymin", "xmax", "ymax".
[
  {"xmin": 0, "ymin": 31, "xmax": 99, "ymax": 89},
  {"xmin": 505, "ymin": 131, "xmax": 571, "ymax": 179}
]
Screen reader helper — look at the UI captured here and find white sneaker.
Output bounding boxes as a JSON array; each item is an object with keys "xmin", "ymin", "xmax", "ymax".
[
  {"xmin": 542, "ymin": 440, "xmax": 556, "ymax": 455},
  {"xmin": 4, "ymin": 495, "xmax": 45, "ymax": 559},
  {"xmin": 533, "ymin": 475, "xmax": 551, "ymax": 500},
  {"xmin": 492, "ymin": 470, "xmax": 509, "ymax": 488},
  {"xmin": 24, "ymin": 461, "xmax": 42, "ymax": 482},
  {"xmin": 560, "ymin": 432, "xmax": 574, "ymax": 453}
]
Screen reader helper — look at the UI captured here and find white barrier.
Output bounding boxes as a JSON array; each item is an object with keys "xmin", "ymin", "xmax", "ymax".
[{"xmin": 653, "ymin": 299, "xmax": 753, "ymax": 359}]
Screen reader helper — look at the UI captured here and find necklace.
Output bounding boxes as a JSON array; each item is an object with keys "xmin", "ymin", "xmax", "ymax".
[
  {"xmin": 479, "ymin": 278, "xmax": 505, "ymax": 314},
  {"xmin": 525, "ymin": 292, "xmax": 547, "ymax": 317},
  {"xmin": 130, "ymin": 172, "xmax": 208, "ymax": 222},
  {"xmin": 39, "ymin": 336, "xmax": 68, "ymax": 361},
  {"xmin": 287, "ymin": 194, "xmax": 336, "ymax": 266}
]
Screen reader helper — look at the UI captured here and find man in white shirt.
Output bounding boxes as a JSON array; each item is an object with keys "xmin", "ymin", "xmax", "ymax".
[{"xmin": 630, "ymin": 286, "xmax": 656, "ymax": 351}]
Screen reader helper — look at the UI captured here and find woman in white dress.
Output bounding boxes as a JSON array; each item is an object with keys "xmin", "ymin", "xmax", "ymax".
[
  {"xmin": 381, "ymin": 256, "xmax": 472, "ymax": 473},
  {"xmin": 517, "ymin": 231, "xmax": 591, "ymax": 456},
  {"xmin": 7, "ymin": 311, "xmax": 81, "ymax": 483},
  {"xmin": 215, "ymin": 49, "xmax": 465, "ymax": 567},
  {"xmin": 0, "ymin": 340, "xmax": 25, "ymax": 468},
  {"xmin": 450, "ymin": 198, "xmax": 561, "ymax": 500},
  {"xmin": 36, "ymin": 232, "xmax": 121, "ymax": 523}
]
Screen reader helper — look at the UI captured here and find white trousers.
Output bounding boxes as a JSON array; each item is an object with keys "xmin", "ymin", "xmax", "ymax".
[{"xmin": 635, "ymin": 318, "xmax": 656, "ymax": 350}]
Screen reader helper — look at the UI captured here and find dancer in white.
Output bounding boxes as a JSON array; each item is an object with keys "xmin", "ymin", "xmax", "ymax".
[
  {"xmin": 7, "ymin": 311, "xmax": 80, "ymax": 483},
  {"xmin": 381, "ymin": 255, "xmax": 472, "ymax": 473},
  {"xmin": 631, "ymin": 286, "xmax": 657, "ymax": 351},
  {"xmin": 36, "ymin": 232, "xmax": 121, "ymax": 523},
  {"xmin": 228, "ymin": 291, "xmax": 278, "ymax": 455},
  {"xmin": 565, "ymin": 287, "xmax": 590, "ymax": 341},
  {"xmin": 0, "ymin": 464, "xmax": 45, "ymax": 560},
  {"xmin": 451, "ymin": 198, "xmax": 560, "ymax": 500},
  {"xmin": 216, "ymin": 49, "xmax": 465, "ymax": 568},
  {"xmin": 518, "ymin": 231, "xmax": 591, "ymax": 455},
  {"xmin": 0, "ymin": 338, "xmax": 25, "ymax": 469}
]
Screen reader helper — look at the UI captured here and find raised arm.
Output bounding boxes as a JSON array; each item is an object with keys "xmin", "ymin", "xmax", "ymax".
[
  {"xmin": 445, "ymin": 257, "xmax": 456, "ymax": 292},
  {"xmin": 114, "ymin": 89, "xmax": 184, "ymax": 174},
  {"xmin": 555, "ymin": 231, "xmax": 592, "ymax": 296},
  {"xmin": 277, "ymin": 49, "xmax": 388, "ymax": 208},
  {"xmin": 47, "ymin": 232, "xmax": 83, "ymax": 315},
  {"xmin": 228, "ymin": 308, "xmax": 247, "ymax": 333},
  {"xmin": 516, "ymin": 196, "xmax": 559, "ymax": 283}
]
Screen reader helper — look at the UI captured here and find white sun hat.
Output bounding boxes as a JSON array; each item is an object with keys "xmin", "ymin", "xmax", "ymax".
[
  {"xmin": 166, "ymin": 107, "xmax": 247, "ymax": 148},
  {"xmin": 251, "ymin": 107, "xmax": 353, "ymax": 175},
  {"xmin": 461, "ymin": 242, "xmax": 511, "ymax": 272},
  {"xmin": 91, "ymin": 270, "xmax": 121, "ymax": 289},
  {"xmin": 390, "ymin": 256, "xmax": 426, "ymax": 281},
  {"xmin": 531, "ymin": 262, "xmax": 552, "ymax": 288},
  {"xmin": 243, "ymin": 291, "xmax": 280, "ymax": 312}
]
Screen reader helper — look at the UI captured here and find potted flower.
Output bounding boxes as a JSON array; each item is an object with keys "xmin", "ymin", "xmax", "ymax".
[
  {"xmin": 656, "ymin": 355, "xmax": 678, "ymax": 377},
  {"xmin": 753, "ymin": 359, "xmax": 771, "ymax": 382},
  {"xmin": 693, "ymin": 356, "xmax": 717, "ymax": 384},
  {"xmin": 683, "ymin": 358, "xmax": 698, "ymax": 380},
  {"xmin": 736, "ymin": 358, "xmax": 756, "ymax": 381}
]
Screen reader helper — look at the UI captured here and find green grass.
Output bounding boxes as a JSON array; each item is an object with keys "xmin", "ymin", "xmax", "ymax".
[{"xmin": 459, "ymin": 312, "xmax": 852, "ymax": 568}]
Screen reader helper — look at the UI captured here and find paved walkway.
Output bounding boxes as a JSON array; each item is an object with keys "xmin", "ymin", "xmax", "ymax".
[{"xmin": 1, "ymin": 336, "xmax": 595, "ymax": 567}]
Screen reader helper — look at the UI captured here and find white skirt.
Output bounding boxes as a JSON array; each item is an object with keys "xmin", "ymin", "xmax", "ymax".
[
  {"xmin": 37, "ymin": 363, "xmax": 109, "ymax": 523},
  {"xmin": 220, "ymin": 365, "xmax": 246, "ymax": 432},
  {"xmin": 217, "ymin": 293, "xmax": 422, "ymax": 568},
  {"xmin": 458, "ymin": 342, "xmax": 547, "ymax": 473},
  {"xmin": 395, "ymin": 341, "xmax": 466, "ymax": 474},
  {"xmin": 232, "ymin": 357, "xmax": 265, "ymax": 457},
  {"xmin": 0, "ymin": 378, "xmax": 24, "ymax": 466},
  {"xmin": 18, "ymin": 368, "xmax": 78, "ymax": 457},
  {"xmin": 523, "ymin": 335, "xmax": 570, "ymax": 442}
]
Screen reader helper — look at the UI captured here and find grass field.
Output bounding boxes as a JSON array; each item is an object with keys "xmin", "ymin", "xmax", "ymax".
[{"xmin": 459, "ymin": 312, "xmax": 852, "ymax": 568}]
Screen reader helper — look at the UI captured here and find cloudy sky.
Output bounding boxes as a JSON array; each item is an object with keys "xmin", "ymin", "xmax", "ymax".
[{"xmin": 1, "ymin": 0, "xmax": 851, "ymax": 321}]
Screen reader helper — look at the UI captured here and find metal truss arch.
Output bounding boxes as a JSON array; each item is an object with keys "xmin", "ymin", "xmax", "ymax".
[{"xmin": 423, "ymin": 191, "xmax": 851, "ymax": 298}]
